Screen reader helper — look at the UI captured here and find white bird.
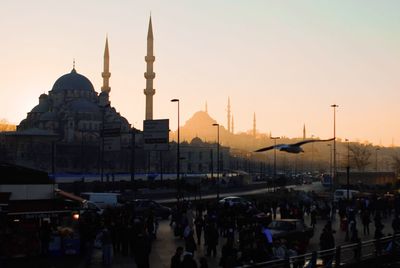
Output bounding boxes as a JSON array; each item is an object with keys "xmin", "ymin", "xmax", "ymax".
[{"xmin": 255, "ymin": 138, "xmax": 335, "ymax": 154}]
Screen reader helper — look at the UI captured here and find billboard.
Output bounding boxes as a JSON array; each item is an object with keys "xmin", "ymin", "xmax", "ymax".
[{"xmin": 143, "ymin": 119, "xmax": 169, "ymax": 151}]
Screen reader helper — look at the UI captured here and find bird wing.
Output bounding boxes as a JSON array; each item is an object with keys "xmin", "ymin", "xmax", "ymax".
[
  {"xmin": 293, "ymin": 138, "xmax": 335, "ymax": 147},
  {"xmin": 254, "ymin": 144, "xmax": 287, "ymax": 152},
  {"xmin": 254, "ymin": 145, "xmax": 275, "ymax": 152}
]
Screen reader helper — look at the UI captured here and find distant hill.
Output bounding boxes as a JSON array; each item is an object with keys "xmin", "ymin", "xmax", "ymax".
[{"xmin": 0, "ymin": 119, "xmax": 16, "ymax": 131}]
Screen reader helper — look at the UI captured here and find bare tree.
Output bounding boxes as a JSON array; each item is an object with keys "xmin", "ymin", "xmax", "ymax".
[{"xmin": 349, "ymin": 144, "xmax": 371, "ymax": 171}]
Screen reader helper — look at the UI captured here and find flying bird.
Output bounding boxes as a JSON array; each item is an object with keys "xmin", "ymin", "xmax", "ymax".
[{"xmin": 255, "ymin": 138, "xmax": 335, "ymax": 154}]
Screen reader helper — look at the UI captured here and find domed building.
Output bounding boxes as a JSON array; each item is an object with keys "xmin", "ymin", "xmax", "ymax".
[
  {"xmin": 0, "ymin": 17, "xmax": 160, "ymax": 174},
  {"xmin": 2, "ymin": 38, "xmax": 134, "ymax": 172},
  {"xmin": 18, "ymin": 67, "xmax": 130, "ymax": 144}
]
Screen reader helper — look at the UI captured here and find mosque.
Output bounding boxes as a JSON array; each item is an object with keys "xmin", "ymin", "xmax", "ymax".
[{"xmin": 0, "ymin": 17, "xmax": 157, "ymax": 172}]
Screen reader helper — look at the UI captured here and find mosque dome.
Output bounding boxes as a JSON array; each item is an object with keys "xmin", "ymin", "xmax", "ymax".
[
  {"xmin": 51, "ymin": 68, "xmax": 95, "ymax": 93},
  {"xmin": 190, "ymin": 137, "xmax": 203, "ymax": 145},
  {"xmin": 39, "ymin": 93, "xmax": 48, "ymax": 100}
]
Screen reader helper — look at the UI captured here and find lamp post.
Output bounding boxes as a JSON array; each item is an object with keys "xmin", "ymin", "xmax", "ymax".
[
  {"xmin": 327, "ymin": 144, "xmax": 333, "ymax": 179},
  {"xmin": 311, "ymin": 134, "xmax": 315, "ymax": 173},
  {"xmin": 375, "ymin": 147, "xmax": 380, "ymax": 172},
  {"xmin": 271, "ymin": 136, "xmax": 280, "ymax": 192},
  {"xmin": 130, "ymin": 127, "xmax": 136, "ymax": 192},
  {"xmin": 171, "ymin": 99, "xmax": 181, "ymax": 200},
  {"xmin": 212, "ymin": 123, "xmax": 220, "ymax": 199},
  {"xmin": 345, "ymin": 139, "xmax": 350, "ymax": 200},
  {"xmin": 331, "ymin": 104, "xmax": 338, "ymax": 186}
]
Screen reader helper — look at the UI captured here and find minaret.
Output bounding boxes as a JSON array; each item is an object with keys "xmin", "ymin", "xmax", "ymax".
[
  {"xmin": 205, "ymin": 101, "xmax": 208, "ymax": 113},
  {"xmin": 101, "ymin": 37, "xmax": 111, "ymax": 94},
  {"xmin": 303, "ymin": 124, "xmax": 306, "ymax": 139},
  {"xmin": 227, "ymin": 97, "xmax": 231, "ymax": 133},
  {"xmin": 231, "ymin": 115, "xmax": 234, "ymax": 134},
  {"xmin": 253, "ymin": 112, "xmax": 256, "ymax": 138},
  {"xmin": 144, "ymin": 16, "xmax": 156, "ymax": 120}
]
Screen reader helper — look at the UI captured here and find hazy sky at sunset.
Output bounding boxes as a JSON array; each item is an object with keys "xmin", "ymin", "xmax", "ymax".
[{"xmin": 1, "ymin": 0, "xmax": 400, "ymax": 146}]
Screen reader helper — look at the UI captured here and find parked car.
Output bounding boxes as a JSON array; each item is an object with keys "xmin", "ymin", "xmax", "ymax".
[
  {"xmin": 218, "ymin": 196, "xmax": 253, "ymax": 208},
  {"xmin": 128, "ymin": 199, "xmax": 171, "ymax": 219},
  {"xmin": 268, "ymin": 219, "xmax": 314, "ymax": 243},
  {"xmin": 81, "ymin": 200, "xmax": 104, "ymax": 215}
]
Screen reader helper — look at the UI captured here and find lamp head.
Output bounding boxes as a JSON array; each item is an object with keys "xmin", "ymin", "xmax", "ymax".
[{"xmin": 171, "ymin": 99, "xmax": 179, "ymax": 102}]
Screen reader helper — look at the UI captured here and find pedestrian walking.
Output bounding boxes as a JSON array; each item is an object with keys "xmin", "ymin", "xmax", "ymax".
[
  {"xmin": 195, "ymin": 214, "xmax": 204, "ymax": 245},
  {"xmin": 361, "ymin": 210, "xmax": 371, "ymax": 235}
]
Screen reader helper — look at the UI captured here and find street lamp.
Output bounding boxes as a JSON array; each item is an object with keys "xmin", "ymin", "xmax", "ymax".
[
  {"xmin": 171, "ymin": 99, "xmax": 181, "ymax": 200},
  {"xmin": 327, "ymin": 144, "xmax": 333, "ymax": 179},
  {"xmin": 310, "ymin": 134, "xmax": 315, "ymax": 173},
  {"xmin": 130, "ymin": 127, "xmax": 136, "ymax": 192},
  {"xmin": 271, "ymin": 136, "xmax": 280, "ymax": 192},
  {"xmin": 345, "ymin": 139, "xmax": 350, "ymax": 200},
  {"xmin": 212, "ymin": 123, "xmax": 220, "ymax": 199},
  {"xmin": 331, "ymin": 104, "xmax": 338, "ymax": 185}
]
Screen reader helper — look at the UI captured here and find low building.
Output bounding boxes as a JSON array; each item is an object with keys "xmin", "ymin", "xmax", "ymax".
[{"xmin": 335, "ymin": 171, "xmax": 397, "ymax": 186}]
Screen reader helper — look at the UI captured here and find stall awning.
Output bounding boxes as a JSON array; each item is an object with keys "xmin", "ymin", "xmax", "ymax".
[{"xmin": 55, "ymin": 189, "xmax": 85, "ymax": 203}]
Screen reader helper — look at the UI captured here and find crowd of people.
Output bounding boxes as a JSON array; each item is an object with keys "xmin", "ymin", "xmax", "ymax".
[
  {"xmin": 22, "ymin": 190, "xmax": 400, "ymax": 268},
  {"xmin": 168, "ymin": 192, "xmax": 400, "ymax": 268}
]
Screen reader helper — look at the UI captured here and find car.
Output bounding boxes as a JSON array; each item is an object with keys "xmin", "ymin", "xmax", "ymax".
[
  {"xmin": 128, "ymin": 199, "xmax": 171, "ymax": 219},
  {"xmin": 267, "ymin": 219, "xmax": 314, "ymax": 243},
  {"xmin": 81, "ymin": 200, "xmax": 104, "ymax": 215},
  {"xmin": 218, "ymin": 196, "xmax": 253, "ymax": 207}
]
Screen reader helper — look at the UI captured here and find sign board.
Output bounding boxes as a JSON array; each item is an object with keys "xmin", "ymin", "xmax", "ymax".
[{"xmin": 143, "ymin": 119, "xmax": 169, "ymax": 151}]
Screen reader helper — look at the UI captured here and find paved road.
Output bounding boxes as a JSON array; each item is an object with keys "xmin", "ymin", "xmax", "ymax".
[{"xmin": 157, "ymin": 181, "xmax": 325, "ymax": 203}]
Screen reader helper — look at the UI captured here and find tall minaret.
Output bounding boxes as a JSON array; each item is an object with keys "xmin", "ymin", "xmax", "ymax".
[
  {"xmin": 101, "ymin": 37, "xmax": 111, "ymax": 94},
  {"xmin": 227, "ymin": 97, "xmax": 231, "ymax": 133},
  {"xmin": 144, "ymin": 16, "xmax": 156, "ymax": 120},
  {"xmin": 231, "ymin": 115, "xmax": 234, "ymax": 134},
  {"xmin": 303, "ymin": 123, "xmax": 306, "ymax": 139},
  {"xmin": 253, "ymin": 112, "xmax": 256, "ymax": 138},
  {"xmin": 205, "ymin": 101, "xmax": 208, "ymax": 113}
]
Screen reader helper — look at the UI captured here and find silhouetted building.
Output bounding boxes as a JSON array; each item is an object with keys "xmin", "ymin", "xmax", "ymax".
[
  {"xmin": 180, "ymin": 137, "xmax": 230, "ymax": 174},
  {"xmin": 0, "ymin": 18, "xmax": 160, "ymax": 172}
]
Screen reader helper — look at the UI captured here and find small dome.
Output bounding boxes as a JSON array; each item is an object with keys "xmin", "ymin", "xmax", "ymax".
[
  {"xmin": 39, "ymin": 94, "xmax": 48, "ymax": 100},
  {"xmin": 191, "ymin": 137, "xmax": 203, "ymax": 145},
  {"xmin": 51, "ymin": 68, "xmax": 95, "ymax": 93}
]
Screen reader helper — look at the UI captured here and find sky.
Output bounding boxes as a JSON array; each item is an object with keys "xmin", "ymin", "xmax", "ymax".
[{"xmin": 1, "ymin": 0, "xmax": 400, "ymax": 146}]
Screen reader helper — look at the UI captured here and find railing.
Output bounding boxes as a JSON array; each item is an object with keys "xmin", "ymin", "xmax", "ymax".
[{"xmin": 238, "ymin": 233, "xmax": 400, "ymax": 268}]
